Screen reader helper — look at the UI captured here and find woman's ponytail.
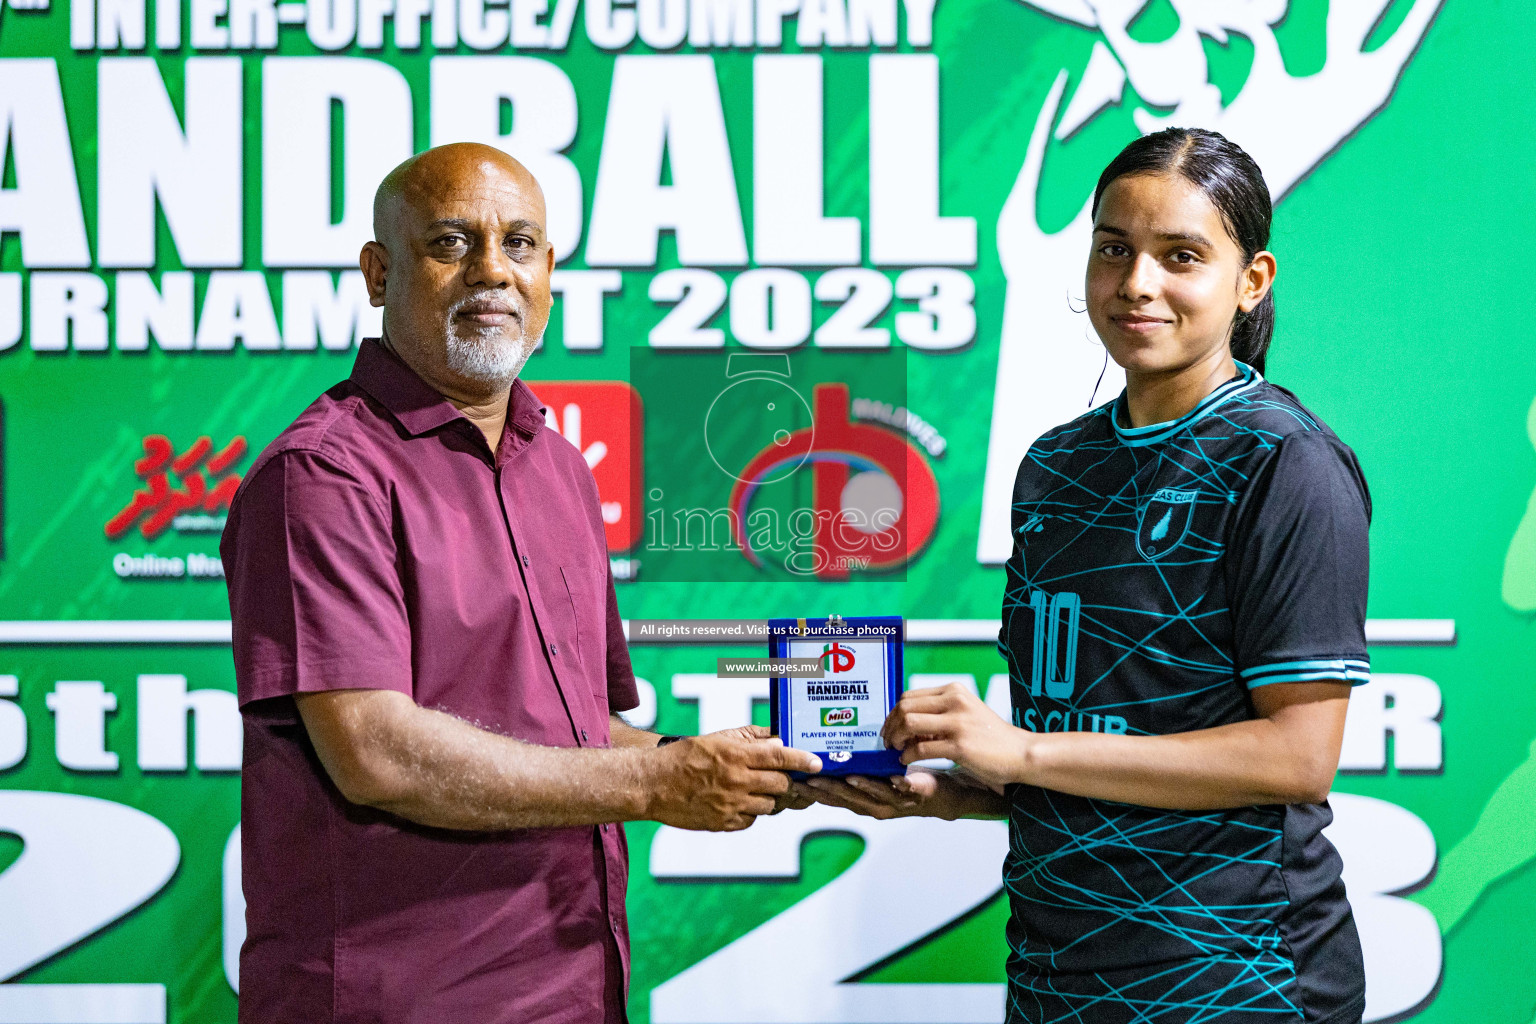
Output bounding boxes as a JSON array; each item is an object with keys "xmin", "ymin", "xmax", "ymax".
[{"xmin": 1230, "ymin": 290, "xmax": 1274, "ymax": 374}]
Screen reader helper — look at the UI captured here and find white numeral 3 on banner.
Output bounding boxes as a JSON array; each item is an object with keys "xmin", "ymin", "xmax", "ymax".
[{"xmin": 1324, "ymin": 793, "xmax": 1442, "ymax": 1022}]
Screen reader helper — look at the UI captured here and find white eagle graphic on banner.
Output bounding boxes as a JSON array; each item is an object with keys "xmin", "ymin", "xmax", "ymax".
[{"xmin": 978, "ymin": 0, "xmax": 1446, "ymax": 563}]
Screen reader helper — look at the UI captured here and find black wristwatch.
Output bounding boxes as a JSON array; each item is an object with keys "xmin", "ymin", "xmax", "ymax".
[{"xmin": 656, "ymin": 734, "xmax": 688, "ymax": 747}]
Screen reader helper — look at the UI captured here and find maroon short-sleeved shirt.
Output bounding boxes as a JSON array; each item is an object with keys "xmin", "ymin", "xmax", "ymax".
[{"xmin": 222, "ymin": 339, "xmax": 640, "ymax": 1024}]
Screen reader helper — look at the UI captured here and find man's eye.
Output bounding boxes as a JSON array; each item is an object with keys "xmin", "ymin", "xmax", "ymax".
[
  {"xmin": 1098, "ymin": 243, "xmax": 1127, "ymax": 258},
  {"xmin": 435, "ymin": 235, "xmax": 467, "ymax": 248},
  {"xmin": 1170, "ymin": 250, "xmax": 1199, "ymax": 264}
]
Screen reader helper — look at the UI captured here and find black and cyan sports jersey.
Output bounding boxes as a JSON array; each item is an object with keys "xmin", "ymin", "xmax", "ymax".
[{"xmin": 1000, "ymin": 363, "xmax": 1369, "ymax": 1024}]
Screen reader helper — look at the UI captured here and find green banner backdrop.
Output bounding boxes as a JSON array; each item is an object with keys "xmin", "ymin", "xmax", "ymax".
[{"xmin": 1, "ymin": 0, "xmax": 1534, "ymax": 1020}]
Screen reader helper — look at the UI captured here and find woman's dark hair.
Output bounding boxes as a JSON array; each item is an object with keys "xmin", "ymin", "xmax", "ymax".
[{"xmin": 1090, "ymin": 128, "xmax": 1275, "ymax": 373}]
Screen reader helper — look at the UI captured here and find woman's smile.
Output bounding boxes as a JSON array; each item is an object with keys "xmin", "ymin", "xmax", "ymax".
[{"xmin": 1109, "ymin": 312, "xmax": 1173, "ymax": 334}]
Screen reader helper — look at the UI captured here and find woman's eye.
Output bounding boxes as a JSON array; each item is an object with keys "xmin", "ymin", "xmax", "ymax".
[
  {"xmin": 1098, "ymin": 243, "xmax": 1128, "ymax": 258},
  {"xmin": 1170, "ymin": 250, "xmax": 1199, "ymax": 264}
]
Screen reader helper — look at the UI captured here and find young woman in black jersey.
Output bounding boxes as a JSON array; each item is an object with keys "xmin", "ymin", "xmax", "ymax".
[{"xmin": 808, "ymin": 128, "xmax": 1370, "ymax": 1024}]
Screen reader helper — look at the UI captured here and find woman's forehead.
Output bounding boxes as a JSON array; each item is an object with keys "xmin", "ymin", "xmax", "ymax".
[{"xmin": 1094, "ymin": 172, "xmax": 1231, "ymax": 243}]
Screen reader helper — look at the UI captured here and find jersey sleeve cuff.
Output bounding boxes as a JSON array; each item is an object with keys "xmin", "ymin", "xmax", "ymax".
[{"xmin": 1239, "ymin": 658, "xmax": 1370, "ymax": 689}]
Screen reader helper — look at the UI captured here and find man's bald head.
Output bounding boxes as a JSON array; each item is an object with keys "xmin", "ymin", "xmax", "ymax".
[
  {"xmin": 358, "ymin": 142, "xmax": 556, "ymax": 403},
  {"xmin": 372, "ymin": 143, "xmax": 547, "ymax": 253}
]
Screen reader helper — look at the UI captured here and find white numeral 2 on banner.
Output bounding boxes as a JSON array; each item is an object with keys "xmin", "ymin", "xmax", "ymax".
[
  {"xmin": 649, "ymin": 806, "xmax": 1008, "ymax": 1023},
  {"xmin": 0, "ymin": 791, "xmax": 179, "ymax": 1024},
  {"xmin": 645, "ymin": 794, "xmax": 1440, "ymax": 1024}
]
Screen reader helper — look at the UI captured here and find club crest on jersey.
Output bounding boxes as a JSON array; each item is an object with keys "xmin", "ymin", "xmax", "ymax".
[{"xmin": 1137, "ymin": 488, "xmax": 1199, "ymax": 561}]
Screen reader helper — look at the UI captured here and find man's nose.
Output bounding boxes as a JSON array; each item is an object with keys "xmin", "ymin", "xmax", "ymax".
[
  {"xmin": 463, "ymin": 239, "xmax": 513, "ymax": 290},
  {"xmin": 1120, "ymin": 252, "xmax": 1158, "ymax": 302}
]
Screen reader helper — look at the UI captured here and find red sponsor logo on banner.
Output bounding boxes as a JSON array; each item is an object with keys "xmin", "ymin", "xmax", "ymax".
[
  {"xmin": 529, "ymin": 381, "xmax": 643, "ymax": 552},
  {"xmin": 105, "ymin": 435, "xmax": 248, "ymax": 541},
  {"xmin": 729, "ymin": 383, "xmax": 939, "ymax": 579}
]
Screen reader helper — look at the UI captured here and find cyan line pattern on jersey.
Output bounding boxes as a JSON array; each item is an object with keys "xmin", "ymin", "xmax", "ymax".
[
  {"xmin": 1003, "ymin": 797, "xmax": 1302, "ymax": 1020},
  {"xmin": 1007, "ymin": 951, "xmax": 1301, "ymax": 1024},
  {"xmin": 1006, "ymin": 800, "xmax": 1288, "ymax": 963},
  {"xmin": 1001, "ymin": 380, "xmax": 1336, "ymax": 723},
  {"xmin": 1000, "ymin": 370, "xmax": 1343, "ymax": 1021}
]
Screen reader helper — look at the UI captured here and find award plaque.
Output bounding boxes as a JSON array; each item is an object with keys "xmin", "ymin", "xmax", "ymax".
[{"xmin": 767, "ymin": 615, "xmax": 904, "ymax": 777}]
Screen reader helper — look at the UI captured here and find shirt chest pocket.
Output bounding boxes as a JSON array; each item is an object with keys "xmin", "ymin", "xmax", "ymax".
[{"xmin": 558, "ymin": 563, "xmax": 607, "ymax": 674}]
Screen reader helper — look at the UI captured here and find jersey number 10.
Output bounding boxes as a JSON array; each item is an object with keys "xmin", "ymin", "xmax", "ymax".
[{"xmin": 1029, "ymin": 590, "xmax": 1081, "ymax": 699}]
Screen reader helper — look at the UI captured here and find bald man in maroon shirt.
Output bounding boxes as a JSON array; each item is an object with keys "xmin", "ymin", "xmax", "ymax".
[{"xmin": 221, "ymin": 143, "xmax": 821, "ymax": 1024}]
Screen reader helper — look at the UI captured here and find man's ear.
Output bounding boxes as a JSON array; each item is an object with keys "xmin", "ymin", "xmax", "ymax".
[{"xmin": 360, "ymin": 242, "xmax": 389, "ymax": 308}]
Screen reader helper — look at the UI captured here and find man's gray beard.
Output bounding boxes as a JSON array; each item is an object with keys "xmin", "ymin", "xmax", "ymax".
[{"xmin": 443, "ymin": 307, "xmax": 538, "ymax": 388}]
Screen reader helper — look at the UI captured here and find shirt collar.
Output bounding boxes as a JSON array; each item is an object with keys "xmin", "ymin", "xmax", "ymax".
[
  {"xmin": 1109, "ymin": 360, "xmax": 1263, "ymax": 447},
  {"xmin": 350, "ymin": 338, "xmax": 547, "ymax": 443}
]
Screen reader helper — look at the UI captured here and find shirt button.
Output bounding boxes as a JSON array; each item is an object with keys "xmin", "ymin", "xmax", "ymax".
[
  {"xmin": 549, "ymin": 642, "xmax": 558, "ymax": 656},
  {"xmin": 521, "ymin": 554, "xmax": 530, "ymax": 566},
  {"xmin": 581, "ymin": 728, "xmax": 589, "ymax": 741}
]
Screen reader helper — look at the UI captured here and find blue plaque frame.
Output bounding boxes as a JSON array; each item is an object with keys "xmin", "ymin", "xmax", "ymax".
[{"xmin": 768, "ymin": 615, "xmax": 905, "ymax": 777}]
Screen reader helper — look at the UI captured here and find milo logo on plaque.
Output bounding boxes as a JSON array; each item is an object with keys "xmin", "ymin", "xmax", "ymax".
[{"xmin": 821, "ymin": 707, "xmax": 858, "ymax": 727}]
